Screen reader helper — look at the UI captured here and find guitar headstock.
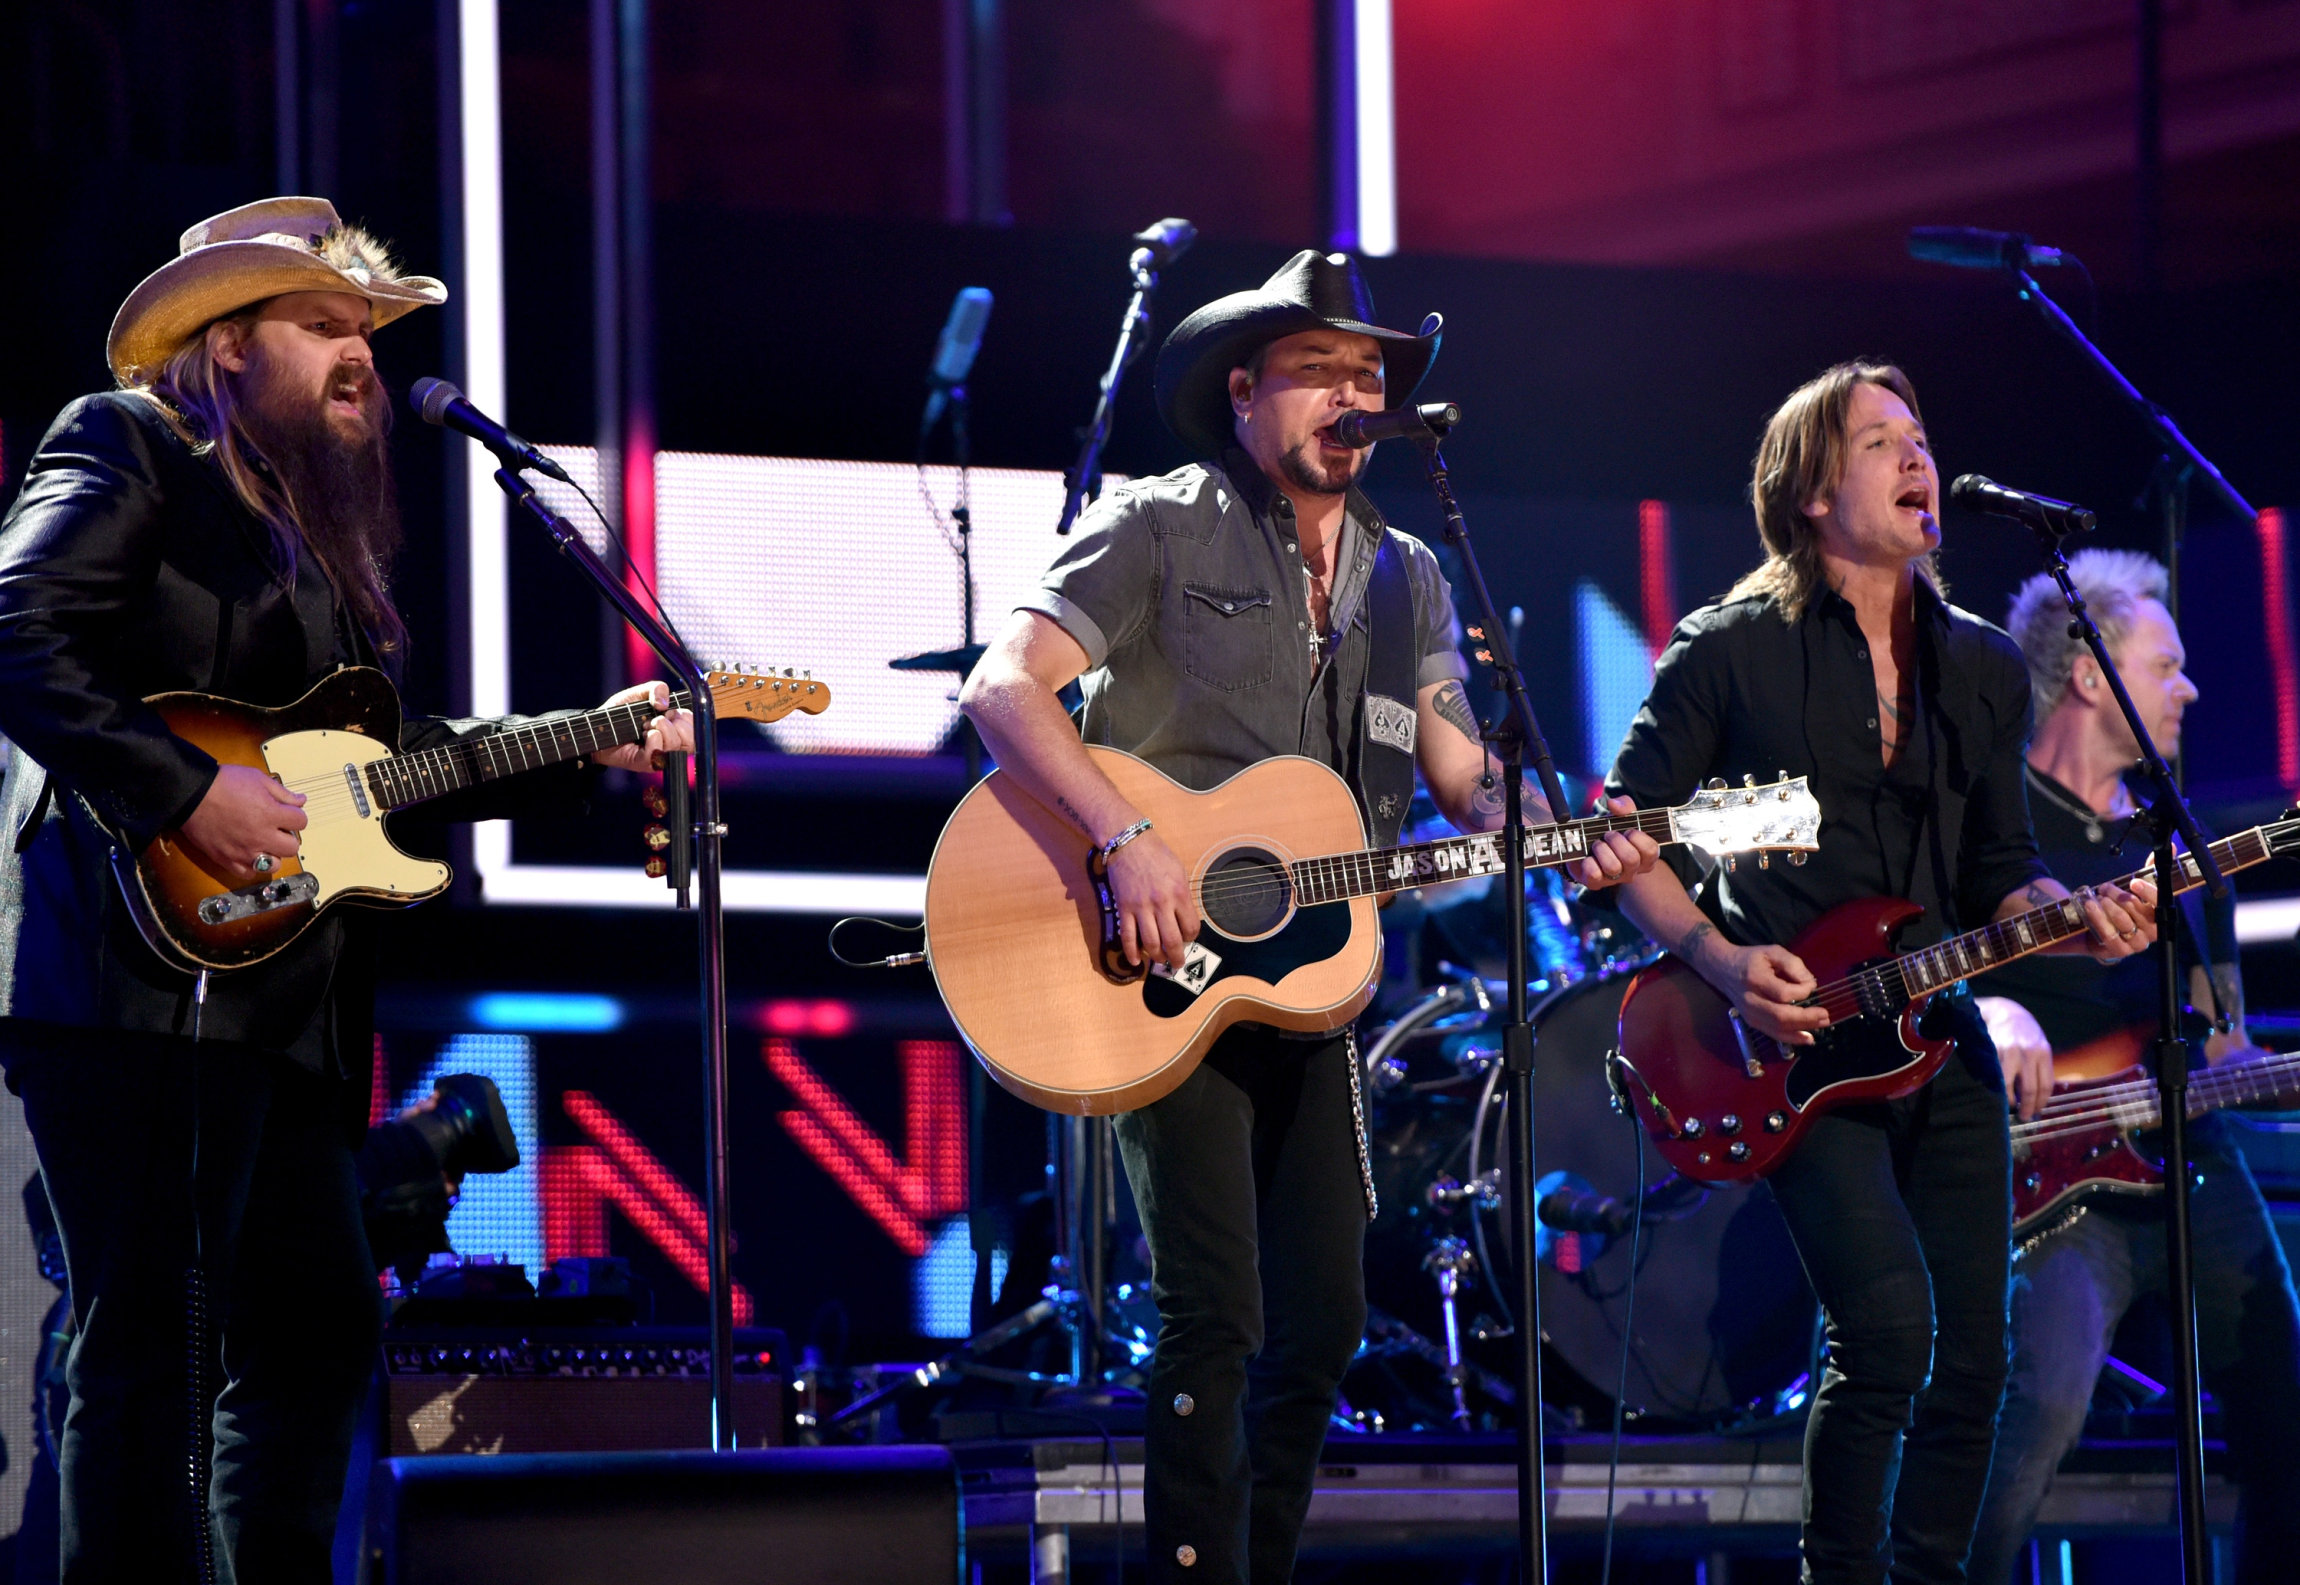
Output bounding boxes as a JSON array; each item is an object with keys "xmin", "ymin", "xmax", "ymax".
[
  {"xmin": 1667, "ymin": 775, "xmax": 1823, "ymax": 868},
  {"xmin": 706, "ymin": 665, "xmax": 832, "ymax": 724}
]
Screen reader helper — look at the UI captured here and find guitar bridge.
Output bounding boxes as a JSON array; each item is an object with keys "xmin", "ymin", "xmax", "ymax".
[{"xmin": 197, "ymin": 873, "xmax": 319, "ymax": 925}]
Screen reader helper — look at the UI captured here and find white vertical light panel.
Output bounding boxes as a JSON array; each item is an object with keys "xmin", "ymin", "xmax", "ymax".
[
  {"xmin": 457, "ymin": 0, "xmax": 518, "ymax": 888},
  {"xmin": 1354, "ymin": 0, "xmax": 1397, "ymax": 257}
]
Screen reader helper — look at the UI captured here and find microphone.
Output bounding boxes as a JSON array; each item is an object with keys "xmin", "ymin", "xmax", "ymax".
[
  {"xmin": 1130, "ymin": 217, "xmax": 1198, "ymax": 270},
  {"xmin": 1950, "ymin": 474, "xmax": 2097, "ymax": 538},
  {"xmin": 409, "ymin": 378, "xmax": 570, "ymax": 483},
  {"xmin": 1536, "ymin": 1185, "xmax": 1637, "ymax": 1240},
  {"xmin": 920, "ymin": 286, "xmax": 994, "ymax": 440},
  {"xmin": 1330, "ymin": 401, "xmax": 1461, "ymax": 449},
  {"xmin": 1908, "ymin": 226, "xmax": 2066, "ymax": 271}
]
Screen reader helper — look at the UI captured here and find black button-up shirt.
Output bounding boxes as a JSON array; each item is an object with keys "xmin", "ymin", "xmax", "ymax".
[{"xmin": 1603, "ymin": 579, "xmax": 2048, "ymax": 951}]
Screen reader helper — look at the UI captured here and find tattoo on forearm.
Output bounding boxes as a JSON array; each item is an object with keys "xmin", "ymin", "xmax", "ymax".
[
  {"xmin": 1678, "ymin": 921, "xmax": 1717, "ymax": 969},
  {"xmin": 1054, "ymin": 795, "xmax": 1092, "ymax": 836},
  {"xmin": 2024, "ymin": 882, "xmax": 2054, "ymax": 910},
  {"xmin": 1469, "ymin": 778, "xmax": 1504, "ymax": 819},
  {"xmin": 1433, "ymin": 680, "xmax": 1480, "ymax": 743}
]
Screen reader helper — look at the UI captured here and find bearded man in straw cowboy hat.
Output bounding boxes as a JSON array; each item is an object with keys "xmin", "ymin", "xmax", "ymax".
[
  {"xmin": 961, "ymin": 250, "xmax": 1659, "ymax": 1583},
  {"xmin": 0, "ymin": 198, "xmax": 691, "ymax": 1582}
]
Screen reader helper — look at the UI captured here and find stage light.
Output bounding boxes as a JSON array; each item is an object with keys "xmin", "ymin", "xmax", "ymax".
[
  {"xmin": 467, "ymin": 992, "xmax": 626, "ymax": 1032},
  {"xmin": 1355, "ymin": 0, "xmax": 1397, "ymax": 257}
]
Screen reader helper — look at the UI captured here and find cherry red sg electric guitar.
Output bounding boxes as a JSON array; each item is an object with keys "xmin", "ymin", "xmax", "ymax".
[{"xmin": 1611, "ymin": 810, "xmax": 2300, "ymax": 1185}]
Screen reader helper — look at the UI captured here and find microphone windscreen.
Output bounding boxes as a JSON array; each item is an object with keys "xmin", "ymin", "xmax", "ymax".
[
  {"xmin": 1948, "ymin": 474, "xmax": 1993, "ymax": 506},
  {"xmin": 410, "ymin": 377, "xmax": 462, "ymax": 426}
]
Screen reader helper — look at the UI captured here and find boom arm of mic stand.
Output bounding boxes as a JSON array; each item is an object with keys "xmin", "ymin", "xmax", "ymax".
[
  {"xmin": 1412, "ymin": 430, "xmax": 1562, "ymax": 1585},
  {"xmin": 491, "ymin": 468, "xmax": 739, "ymax": 1451},
  {"xmin": 2008, "ymin": 268, "xmax": 2255, "ymax": 525},
  {"xmin": 1057, "ymin": 252, "xmax": 1162, "ymax": 535}
]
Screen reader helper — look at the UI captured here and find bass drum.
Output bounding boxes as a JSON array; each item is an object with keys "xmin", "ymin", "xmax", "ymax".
[
  {"xmin": 1351, "ymin": 969, "xmax": 1817, "ymax": 1430},
  {"xmin": 1527, "ymin": 969, "xmax": 1818, "ymax": 1425}
]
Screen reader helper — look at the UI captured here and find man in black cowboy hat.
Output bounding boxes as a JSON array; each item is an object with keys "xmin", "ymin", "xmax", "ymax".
[{"xmin": 963, "ymin": 250, "xmax": 1657, "ymax": 1583}]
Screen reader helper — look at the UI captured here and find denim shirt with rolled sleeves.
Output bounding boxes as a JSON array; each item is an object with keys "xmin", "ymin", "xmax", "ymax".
[{"xmin": 1018, "ymin": 448, "xmax": 1467, "ymax": 827}]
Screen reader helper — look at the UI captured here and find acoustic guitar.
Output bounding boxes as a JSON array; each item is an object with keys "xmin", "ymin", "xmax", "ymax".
[
  {"xmin": 120, "ymin": 663, "xmax": 830, "ymax": 972},
  {"xmin": 923, "ymin": 750, "xmax": 1820, "ymax": 1115},
  {"xmin": 1612, "ymin": 810, "xmax": 2300, "ymax": 1184}
]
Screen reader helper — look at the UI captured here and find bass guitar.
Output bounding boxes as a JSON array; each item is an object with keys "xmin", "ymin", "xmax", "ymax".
[
  {"xmin": 1613, "ymin": 809, "xmax": 2300, "ymax": 1184},
  {"xmin": 2013, "ymin": 1044, "xmax": 2300, "ymax": 1239},
  {"xmin": 121, "ymin": 663, "xmax": 830, "ymax": 972},
  {"xmin": 923, "ymin": 750, "xmax": 1820, "ymax": 1115}
]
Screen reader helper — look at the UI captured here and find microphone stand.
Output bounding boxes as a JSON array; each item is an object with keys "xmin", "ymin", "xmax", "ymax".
[
  {"xmin": 491, "ymin": 465, "xmax": 741, "ymax": 1451},
  {"xmin": 2003, "ymin": 263, "xmax": 2256, "ymax": 643},
  {"xmin": 1055, "ymin": 232, "xmax": 1180, "ymax": 535},
  {"xmin": 1412, "ymin": 414, "xmax": 1567, "ymax": 1585},
  {"xmin": 2020, "ymin": 510, "xmax": 2227, "ymax": 1585}
]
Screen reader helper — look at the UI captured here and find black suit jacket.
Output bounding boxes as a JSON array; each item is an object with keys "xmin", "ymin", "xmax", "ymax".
[{"xmin": 0, "ymin": 391, "xmax": 592, "ymax": 1059}]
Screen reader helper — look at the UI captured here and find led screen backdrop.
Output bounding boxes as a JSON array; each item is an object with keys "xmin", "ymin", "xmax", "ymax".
[{"xmin": 525, "ymin": 449, "xmax": 1117, "ymax": 757}]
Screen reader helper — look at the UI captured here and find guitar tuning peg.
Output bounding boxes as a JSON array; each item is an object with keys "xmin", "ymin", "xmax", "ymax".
[
  {"xmin": 1788, "ymin": 851, "xmax": 1808, "ymax": 867},
  {"xmin": 1705, "ymin": 777, "xmax": 1727, "ymax": 791},
  {"xmin": 1742, "ymin": 773, "xmax": 1755, "ymax": 787},
  {"xmin": 1777, "ymin": 768, "xmax": 1790, "ymax": 783},
  {"xmin": 1758, "ymin": 851, "xmax": 1770, "ymax": 869},
  {"xmin": 1724, "ymin": 855, "xmax": 1738, "ymax": 872}
]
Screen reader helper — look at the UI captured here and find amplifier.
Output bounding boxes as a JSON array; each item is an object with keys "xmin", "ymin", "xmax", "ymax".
[
  {"xmin": 370, "ymin": 1445, "xmax": 962, "ymax": 1585},
  {"xmin": 382, "ymin": 1327, "xmax": 785, "ymax": 1456}
]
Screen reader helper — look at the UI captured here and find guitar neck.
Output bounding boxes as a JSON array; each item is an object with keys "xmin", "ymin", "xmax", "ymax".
[
  {"xmin": 1900, "ymin": 820, "xmax": 2291, "ymax": 998},
  {"xmin": 366, "ymin": 690, "xmax": 691, "ymax": 812},
  {"xmin": 2013, "ymin": 1046, "xmax": 2300, "ymax": 1143},
  {"xmin": 1291, "ymin": 807, "xmax": 1677, "ymax": 905}
]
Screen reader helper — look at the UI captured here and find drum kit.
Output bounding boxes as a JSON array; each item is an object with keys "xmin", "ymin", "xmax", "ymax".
[{"xmin": 1339, "ymin": 814, "xmax": 1821, "ymax": 1435}]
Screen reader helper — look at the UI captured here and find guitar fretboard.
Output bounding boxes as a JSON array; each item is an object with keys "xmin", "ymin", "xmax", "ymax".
[
  {"xmin": 1290, "ymin": 808, "xmax": 1679, "ymax": 906},
  {"xmin": 364, "ymin": 692, "xmax": 690, "ymax": 812},
  {"xmin": 2012, "ymin": 1047, "xmax": 2300, "ymax": 1142},
  {"xmin": 1879, "ymin": 822, "xmax": 2286, "ymax": 1004}
]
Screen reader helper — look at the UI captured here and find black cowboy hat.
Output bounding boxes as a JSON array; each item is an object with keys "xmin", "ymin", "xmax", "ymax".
[{"xmin": 1154, "ymin": 249, "xmax": 1442, "ymax": 458}]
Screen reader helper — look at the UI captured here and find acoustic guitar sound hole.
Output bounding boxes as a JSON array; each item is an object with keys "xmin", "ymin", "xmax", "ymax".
[{"xmin": 1201, "ymin": 848, "xmax": 1292, "ymax": 938}]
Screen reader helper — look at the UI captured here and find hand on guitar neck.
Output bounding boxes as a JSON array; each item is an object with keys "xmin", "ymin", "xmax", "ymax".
[{"xmin": 587, "ymin": 680, "xmax": 697, "ymax": 772}]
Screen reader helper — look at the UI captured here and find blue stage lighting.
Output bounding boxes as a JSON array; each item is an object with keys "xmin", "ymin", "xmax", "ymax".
[{"xmin": 467, "ymin": 992, "xmax": 624, "ymax": 1032}]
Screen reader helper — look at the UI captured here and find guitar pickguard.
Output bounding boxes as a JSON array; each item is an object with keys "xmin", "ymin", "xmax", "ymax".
[
  {"xmin": 1781, "ymin": 999, "xmax": 1929, "ymax": 1111},
  {"xmin": 1140, "ymin": 901, "xmax": 1353, "ymax": 1019}
]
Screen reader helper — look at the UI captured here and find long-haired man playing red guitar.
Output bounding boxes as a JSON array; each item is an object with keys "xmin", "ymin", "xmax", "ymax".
[{"xmin": 1598, "ymin": 362, "xmax": 2152, "ymax": 1583}]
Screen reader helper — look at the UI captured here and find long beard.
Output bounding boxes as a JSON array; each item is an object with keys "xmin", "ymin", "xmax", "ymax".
[{"xmin": 237, "ymin": 357, "xmax": 404, "ymax": 645}]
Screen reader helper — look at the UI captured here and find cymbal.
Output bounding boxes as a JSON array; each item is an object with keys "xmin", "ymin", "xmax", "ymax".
[{"xmin": 889, "ymin": 644, "xmax": 987, "ymax": 675}]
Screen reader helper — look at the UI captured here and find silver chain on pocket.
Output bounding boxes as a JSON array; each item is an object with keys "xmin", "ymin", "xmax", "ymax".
[{"xmin": 1344, "ymin": 1027, "xmax": 1378, "ymax": 1222}]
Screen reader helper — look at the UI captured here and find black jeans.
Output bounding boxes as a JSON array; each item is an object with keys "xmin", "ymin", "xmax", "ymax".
[
  {"xmin": 1766, "ymin": 998, "xmax": 2013, "ymax": 1585},
  {"xmin": 1969, "ymin": 1136, "xmax": 2300, "ymax": 1585},
  {"xmin": 1113, "ymin": 1025, "xmax": 1368, "ymax": 1585},
  {"xmin": 7, "ymin": 1028, "xmax": 381, "ymax": 1585}
]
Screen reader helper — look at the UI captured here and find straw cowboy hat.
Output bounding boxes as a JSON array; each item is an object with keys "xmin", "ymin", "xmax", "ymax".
[
  {"xmin": 107, "ymin": 196, "xmax": 447, "ymax": 382},
  {"xmin": 1154, "ymin": 249, "xmax": 1441, "ymax": 458}
]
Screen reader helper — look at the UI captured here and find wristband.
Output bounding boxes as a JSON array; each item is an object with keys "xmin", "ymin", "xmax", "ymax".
[{"xmin": 1097, "ymin": 818, "xmax": 1153, "ymax": 860}]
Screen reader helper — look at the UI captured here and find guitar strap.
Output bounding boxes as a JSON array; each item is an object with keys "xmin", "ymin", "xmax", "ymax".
[{"xmin": 1356, "ymin": 529, "xmax": 1418, "ymax": 850}]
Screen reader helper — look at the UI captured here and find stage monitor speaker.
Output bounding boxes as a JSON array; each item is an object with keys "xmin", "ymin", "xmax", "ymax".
[{"xmin": 370, "ymin": 1445, "xmax": 961, "ymax": 1585}]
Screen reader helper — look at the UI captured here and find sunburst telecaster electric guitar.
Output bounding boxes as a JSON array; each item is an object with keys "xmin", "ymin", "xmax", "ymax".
[
  {"xmin": 923, "ymin": 750, "xmax": 1820, "ymax": 1115},
  {"xmin": 120, "ymin": 663, "xmax": 831, "ymax": 972},
  {"xmin": 1612, "ymin": 809, "xmax": 2300, "ymax": 1185}
]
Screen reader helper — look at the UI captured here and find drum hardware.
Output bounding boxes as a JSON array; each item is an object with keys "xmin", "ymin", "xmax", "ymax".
[
  {"xmin": 1351, "ymin": 964, "xmax": 1819, "ymax": 1431},
  {"xmin": 1423, "ymin": 1237, "xmax": 1480, "ymax": 1430}
]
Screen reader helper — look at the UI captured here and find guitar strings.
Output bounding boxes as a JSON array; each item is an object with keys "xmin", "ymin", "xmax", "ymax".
[
  {"xmin": 2010, "ymin": 1054, "xmax": 2300, "ymax": 1145},
  {"xmin": 1778, "ymin": 820, "xmax": 2297, "ymax": 1029}
]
